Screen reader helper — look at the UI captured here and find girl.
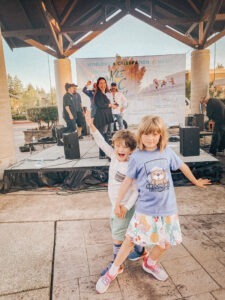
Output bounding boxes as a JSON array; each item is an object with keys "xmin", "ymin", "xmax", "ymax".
[{"xmin": 96, "ymin": 115, "xmax": 211, "ymax": 293}]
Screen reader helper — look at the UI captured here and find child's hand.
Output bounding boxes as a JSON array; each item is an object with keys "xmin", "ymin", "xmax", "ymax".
[
  {"xmin": 195, "ymin": 178, "xmax": 211, "ymax": 188},
  {"xmin": 114, "ymin": 204, "xmax": 121, "ymax": 217},
  {"xmin": 120, "ymin": 205, "xmax": 128, "ymax": 218}
]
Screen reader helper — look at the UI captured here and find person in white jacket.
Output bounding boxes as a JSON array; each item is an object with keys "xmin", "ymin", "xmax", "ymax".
[
  {"xmin": 107, "ymin": 82, "xmax": 127, "ymax": 133},
  {"xmin": 85, "ymin": 111, "xmax": 148, "ymax": 276}
]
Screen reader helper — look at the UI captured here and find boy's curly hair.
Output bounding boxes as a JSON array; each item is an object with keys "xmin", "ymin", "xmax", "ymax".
[{"xmin": 112, "ymin": 130, "xmax": 137, "ymax": 151}]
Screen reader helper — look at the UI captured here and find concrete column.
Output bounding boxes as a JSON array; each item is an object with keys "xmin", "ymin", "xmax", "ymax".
[
  {"xmin": 54, "ymin": 58, "xmax": 72, "ymax": 124},
  {"xmin": 0, "ymin": 28, "xmax": 16, "ymax": 179},
  {"xmin": 190, "ymin": 49, "xmax": 210, "ymax": 114}
]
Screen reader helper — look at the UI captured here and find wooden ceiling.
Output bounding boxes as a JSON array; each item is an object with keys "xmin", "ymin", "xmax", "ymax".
[{"xmin": 1, "ymin": 0, "xmax": 225, "ymax": 58}]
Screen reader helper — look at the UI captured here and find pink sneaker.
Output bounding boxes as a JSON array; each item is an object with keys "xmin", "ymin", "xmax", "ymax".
[
  {"xmin": 96, "ymin": 265, "xmax": 124, "ymax": 294},
  {"xmin": 142, "ymin": 257, "xmax": 168, "ymax": 281}
]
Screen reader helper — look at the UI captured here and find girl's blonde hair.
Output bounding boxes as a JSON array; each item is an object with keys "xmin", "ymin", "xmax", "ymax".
[{"xmin": 137, "ymin": 115, "xmax": 168, "ymax": 151}]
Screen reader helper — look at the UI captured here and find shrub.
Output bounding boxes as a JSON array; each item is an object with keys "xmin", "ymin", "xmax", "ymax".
[
  {"xmin": 12, "ymin": 114, "xmax": 27, "ymax": 120},
  {"xmin": 27, "ymin": 106, "xmax": 58, "ymax": 129}
]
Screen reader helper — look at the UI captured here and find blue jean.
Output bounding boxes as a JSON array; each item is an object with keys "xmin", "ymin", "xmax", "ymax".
[{"xmin": 111, "ymin": 114, "xmax": 123, "ymax": 132}]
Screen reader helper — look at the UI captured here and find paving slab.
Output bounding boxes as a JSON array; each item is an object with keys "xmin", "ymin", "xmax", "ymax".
[
  {"xmin": 212, "ymin": 289, "xmax": 225, "ymax": 299},
  {"xmin": 117, "ymin": 265, "xmax": 181, "ymax": 300},
  {"xmin": 0, "ymin": 190, "xmax": 110, "ymax": 222},
  {"xmin": 0, "ymin": 288, "xmax": 49, "ymax": 300},
  {"xmin": 175, "ymin": 185, "xmax": 225, "ymax": 215},
  {"xmin": 184, "ymin": 293, "xmax": 215, "ymax": 300},
  {"xmin": 0, "ymin": 223, "xmax": 54, "ymax": 296},
  {"xmin": 171, "ymin": 268, "xmax": 219, "ymax": 297}
]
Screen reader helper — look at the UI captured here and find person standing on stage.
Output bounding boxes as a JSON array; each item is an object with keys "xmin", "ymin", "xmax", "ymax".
[
  {"xmin": 93, "ymin": 77, "xmax": 117, "ymax": 159},
  {"xmin": 201, "ymin": 96, "xmax": 225, "ymax": 155},
  {"xmin": 107, "ymin": 82, "xmax": 128, "ymax": 134},
  {"xmin": 63, "ymin": 83, "xmax": 77, "ymax": 132},
  {"xmin": 71, "ymin": 83, "xmax": 86, "ymax": 139},
  {"xmin": 82, "ymin": 80, "xmax": 97, "ymax": 118}
]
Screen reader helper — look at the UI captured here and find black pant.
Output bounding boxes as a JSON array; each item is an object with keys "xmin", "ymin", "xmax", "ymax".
[
  {"xmin": 65, "ymin": 119, "xmax": 77, "ymax": 133},
  {"xmin": 209, "ymin": 124, "xmax": 225, "ymax": 155},
  {"xmin": 76, "ymin": 111, "xmax": 86, "ymax": 135}
]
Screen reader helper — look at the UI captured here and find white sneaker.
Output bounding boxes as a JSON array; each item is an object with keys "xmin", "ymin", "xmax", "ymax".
[
  {"xmin": 142, "ymin": 257, "xmax": 168, "ymax": 281},
  {"xmin": 96, "ymin": 265, "xmax": 124, "ymax": 294}
]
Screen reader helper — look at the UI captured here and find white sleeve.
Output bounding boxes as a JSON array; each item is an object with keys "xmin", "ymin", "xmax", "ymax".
[
  {"xmin": 91, "ymin": 129, "xmax": 114, "ymax": 158},
  {"xmin": 121, "ymin": 94, "xmax": 128, "ymax": 108},
  {"xmin": 124, "ymin": 180, "xmax": 138, "ymax": 210}
]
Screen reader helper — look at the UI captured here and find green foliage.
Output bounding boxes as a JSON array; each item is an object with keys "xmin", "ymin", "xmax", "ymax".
[
  {"xmin": 8, "ymin": 74, "xmax": 24, "ymax": 96},
  {"xmin": 8, "ymin": 73, "xmax": 57, "ymax": 115},
  {"xmin": 12, "ymin": 114, "xmax": 27, "ymax": 120},
  {"xmin": 27, "ymin": 106, "xmax": 58, "ymax": 129}
]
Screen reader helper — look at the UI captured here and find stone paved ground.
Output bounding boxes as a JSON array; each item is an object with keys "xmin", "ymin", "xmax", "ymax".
[{"xmin": 0, "ymin": 184, "xmax": 225, "ymax": 300}]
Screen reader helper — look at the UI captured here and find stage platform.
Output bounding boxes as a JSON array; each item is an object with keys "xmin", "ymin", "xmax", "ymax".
[{"xmin": 1, "ymin": 137, "xmax": 222, "ymax": 193}]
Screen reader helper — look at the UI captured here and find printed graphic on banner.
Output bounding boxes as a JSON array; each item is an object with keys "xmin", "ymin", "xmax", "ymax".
[{"xmin": 76, "ymin": 54, "xmax": 185, "ymax": 126}]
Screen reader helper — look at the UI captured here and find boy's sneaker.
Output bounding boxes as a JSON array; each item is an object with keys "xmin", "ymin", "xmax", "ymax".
[
  {"xmin": 142, "ymin": 256, "xmax": 168, "ymax": 281},
  {"xmin": 128, "ymin": 249, "xmax": 149, "ymax": 261},
  {"xmin": 96, "ymin": 265, "xmax": 124, "ymax": 294},
  {"xmin": 100, "ymin": 261, "xmax": 113, "ymax": 276}
]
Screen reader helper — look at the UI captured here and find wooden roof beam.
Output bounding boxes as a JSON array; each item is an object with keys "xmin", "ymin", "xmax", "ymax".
[
  {"xmin": 199, "ymin": 0, "xmax": 223, "ymax": 47},
  {"xmin": 185, "ymin": 22, "xmax": 198, "ymax": 35},
  {"xmin": 23, "ymin": 38, "xmax": 57, "ymax": 57},
  {"xmin": 130, "ymin": 9, "xmax": 196, "ymax": 48},
  {"xmin": 187, "ymin": 0, "xmax": 200, "ymax": 14},
  {"xmin": 159, "ymin": 17, "xmax": 199, "ymax": 25},
  {"xmin": 60, "ymin": 0, "xmax": 79, "ymax": 26},
  {"xmin": 65, "ymin": 10, "xmax": 127, "ymax": 56},
  {"xmin": 37, "ymin": 0, "xmax": 64, "ymax": 57},
  {"xmin": 2, "ymin": 28, "xmax": 47, "ymax": 38},
  {"xmin": 205, "ymin": 28, "xmax": 225, "ymax": 48}
]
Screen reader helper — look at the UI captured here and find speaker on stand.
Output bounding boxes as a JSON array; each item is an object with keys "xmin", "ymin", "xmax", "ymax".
[
  {"xmin": 63, "ymin": 131, "xmax": 80, "ymax": 159},
  {"xmin": 180, "ymin": 126, "xmax": 200, "ymax": 156}
]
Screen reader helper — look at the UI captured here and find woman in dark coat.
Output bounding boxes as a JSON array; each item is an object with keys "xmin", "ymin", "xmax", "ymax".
[{"xmin": 93, "ymin": 77, "xmax": 116, "ymax": 158}]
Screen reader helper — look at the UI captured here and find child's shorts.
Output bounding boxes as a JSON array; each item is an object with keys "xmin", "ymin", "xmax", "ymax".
[
  {"xmin": 110, "ymin": 206, "xmax": 135, "ymax": 241},
  {"xmin": 126, "ymin": 211, "xmax": 182, "ymax": 249}
]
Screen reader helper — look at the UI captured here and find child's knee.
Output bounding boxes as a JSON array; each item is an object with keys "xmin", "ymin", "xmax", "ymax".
[
  {"xmin": 164, "ymin": 243, "xmax": 171, "ymax": 250},
  {"xmin": 124, "ymin": 236, "xmax": 134, "ymax": 248}
]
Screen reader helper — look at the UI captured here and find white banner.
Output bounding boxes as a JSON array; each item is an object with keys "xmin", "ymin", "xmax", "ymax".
[{"xmin": 76, "ymin": 54, "xmax": 185, "ymax": 126}]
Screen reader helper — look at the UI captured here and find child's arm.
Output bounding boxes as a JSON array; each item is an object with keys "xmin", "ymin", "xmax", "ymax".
[
  {"xmin": 123, "ymin": 180, "xmax": 138, "ymax": 210},
  {"xmin": 85, "ymin": 111, "xmax": 114, "ymax": 157},
  {"xmin": 115, "ymin": 176, "xmax": 133, "ymax": 217},
  {"xmin": 179, "ymin": 163, "xmax": 211, "ymax": 188}
]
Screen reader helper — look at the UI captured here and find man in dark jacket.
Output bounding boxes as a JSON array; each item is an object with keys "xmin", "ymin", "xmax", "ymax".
[
  {"xmin": 201, "ymin": 96, "xmax": 225, "ymax": 155},
  {"xmin": 71, "ymin": 84, "xmax": 86, "ymax": 139}
]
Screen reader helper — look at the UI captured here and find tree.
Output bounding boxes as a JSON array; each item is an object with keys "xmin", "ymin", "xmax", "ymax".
[
  {"xmin": 21, "ymin": 84, "xmax": 41, "ymax": 111},
  {"xmin": 217, "ymin": 63, "xmax": 224, "ymax": 69},
  {"xmin": 7, "ymin": 74, "xmax": 24, "ymax": 96}
]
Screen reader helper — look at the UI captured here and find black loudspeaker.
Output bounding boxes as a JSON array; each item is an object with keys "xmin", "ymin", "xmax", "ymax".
[
  {"xmin": 63, "ymin": 132, "xmax": 80, "ymax": 159},
  {"xmin": 185, "ymin": 114, "xmax": 204, "ymax": 131},
  {"xmin": 180, "ymin": 126, "xmax": 200, "ymax": 156},
  {"xmin": 193, "ymin": 114, "xmax": 204, "ymax": 131},
  {"xmin": 185, "ymin": 115, "xmax": 194, "ymax": 126}
]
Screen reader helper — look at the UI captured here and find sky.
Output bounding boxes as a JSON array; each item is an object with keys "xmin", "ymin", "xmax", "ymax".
[{"xmin": 3, "ymin": 15, "xmax": 225, "ymax": 92}]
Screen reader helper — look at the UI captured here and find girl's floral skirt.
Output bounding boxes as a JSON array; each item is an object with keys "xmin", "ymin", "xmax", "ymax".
[{"xmin": 126, "ymin": 211, "xmax": 182, "ymax": 249}]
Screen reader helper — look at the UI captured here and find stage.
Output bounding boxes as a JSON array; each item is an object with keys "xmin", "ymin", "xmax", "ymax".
[{"xmin": 1, "ymin": 136, "xmax": 222, "ymax": 193}]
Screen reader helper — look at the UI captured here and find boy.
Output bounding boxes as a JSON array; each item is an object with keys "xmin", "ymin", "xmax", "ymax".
[{"xmin": 85, "ymin": 111, "xmax": 148, "ymax": 275}]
